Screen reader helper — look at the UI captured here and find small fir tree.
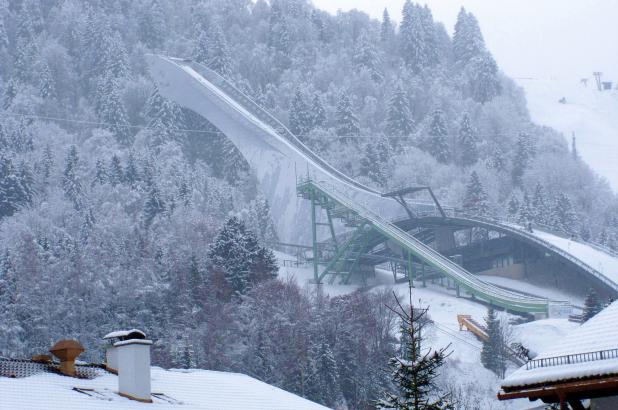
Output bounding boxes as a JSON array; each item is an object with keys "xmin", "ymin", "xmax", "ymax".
[
  {"xmin": 426, "ymin": 109, "xmax": 449, "ymax": 163},
  {"xmin": 463, "ymin": 171, "xmax": 489, "ymax": 217},
  {"xmin": 456, "ymin": 113, "xmax": 477, "ymax": 167},
  {"xmin": 376, "ymin": 293, "xmax": 453, "ymax": 410},
  {"xmin": 335, "ymin": 92, "xmax": 360, "ymax": 139},
  {"xmin": 480, "ymin": 308, "xmax": 507, "ymax": 378}
]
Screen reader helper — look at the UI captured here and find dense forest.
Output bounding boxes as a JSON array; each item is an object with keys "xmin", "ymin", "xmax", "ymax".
[{"xmin": 0, "ymin": 0, "xmax": 616, "ymax": 408}]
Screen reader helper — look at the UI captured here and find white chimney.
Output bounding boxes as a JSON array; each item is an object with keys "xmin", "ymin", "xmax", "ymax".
[
  {"xmin": 103, "ymin": 329, "xmax": 146, "ymax": 375},
  {"xmin": 115, "ymin": 338, "xmax": 153, "ymax": 403}
]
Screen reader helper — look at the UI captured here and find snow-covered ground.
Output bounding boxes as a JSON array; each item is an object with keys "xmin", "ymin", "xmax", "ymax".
[
  {"xmin": 518, "ymin": 78, "xmax": 618, "ymax": 192},
  {"xmin": 276, "ymin": 252, "xmax": 578, "ymax": 409}
]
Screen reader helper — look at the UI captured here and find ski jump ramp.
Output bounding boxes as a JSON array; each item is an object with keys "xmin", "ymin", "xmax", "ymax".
[{"xmin": 147, "ymin": 55, "xmax": 618, "ymax": 314}]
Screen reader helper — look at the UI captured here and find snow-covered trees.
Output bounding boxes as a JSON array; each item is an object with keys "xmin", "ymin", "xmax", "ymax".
[
  {"xmin": 207, "ymin": 216, "xmax": 277, "ymax": 297},
  {"xmin": 452, "ymin": 8, "xmax": 486, "ymax": 67},
  {"xmin": 62, "ymin": 145, "xmax": 83, "ymax": 210},
  {"xmin": 386, "ymin": 84, "xmax": 414, "ymax": 139},
  {"xmin": 463, "ymin": 171, "xmax": 489, "ymax": 217},
  {"xmin": 480, "ymin": 308, "xmax": 507, "ymax": 379},
  {"xmin": 289, "ymin": 88, "xmax": 313, "ymax": 138},
  {"xmin": 456, "ymin": 113, "xmax": 478, "ymax": 167},
  {"xmin": 512, "ymin": 132, "xmax": 535, "ymax": 187},
  {"xmin": 0, "ymin": 155, "xmax": 33, "ymax": 219},
  {"xmin": 551, "ymin": 192, "xmax": 579, "ymax": 236},
  {"xmin": 335, "ymin": 92, "xmax": 360, "ymax": 139},
  {"xmin": 353, "ymin": 34, "xmax": 383, "ymax": 82},
  {"xmin": 377, "ymin": 295, "xmax": 453, "ymax": 410},
  {"xmin": 399, "ymin": 1, "xmax": 439, "ymax": 73},
  {"xmin": 425, "ymin": 109, "xmax": 449, "ymax": 163}
]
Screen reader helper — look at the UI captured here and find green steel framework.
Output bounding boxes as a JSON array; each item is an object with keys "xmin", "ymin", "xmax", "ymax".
[{"xmin": 297, "ymin": 178, "xmax": 556, "ymax": 314}]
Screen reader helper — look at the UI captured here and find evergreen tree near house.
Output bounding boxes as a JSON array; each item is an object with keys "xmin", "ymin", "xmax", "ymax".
[
  {"xmin": 376, "ymin": 293, "xmax": 453, "ymax": 410},
  {"xmin": 583, "ymin": 288, "xmax": 602, "ymax": 321},
  {"xmin": 456, "ymin": 113, "xmax": 477, "ymax": 167},
  {"xmin": 425, "ymin": 109, "xmax": 449, "ymax": 163},
  {"xmin": 386, "ymin": 84, "xmax": 414, "ymax": 140},
  {"xmin": 463, "ymin": 171, "xmax": 489, "ymax": 217},
  {"xmin": 309, "ymin": 335, "xmax": 340, "ymax": 408},
  {"xmin": 480, "ymin": 308, "xmax": 507, "ymax": 379},
  {"xmin": 335, "ymin": 92, "xmax": 360, "ymax": 139}
]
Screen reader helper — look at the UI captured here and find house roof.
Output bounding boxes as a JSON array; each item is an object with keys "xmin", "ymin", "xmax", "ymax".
[
  {"xmin": 501, "ymin": 300, "xmax": 618, "ymax": 390},
  {"xmin": 0, "ymin": 363, "xmax": 330, "ymax": 410}
]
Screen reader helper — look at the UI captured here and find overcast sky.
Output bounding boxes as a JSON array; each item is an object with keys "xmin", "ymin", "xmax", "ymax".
[{"xmin": 312, "ymin": 0, "xmax": 618, "ymax": 83}]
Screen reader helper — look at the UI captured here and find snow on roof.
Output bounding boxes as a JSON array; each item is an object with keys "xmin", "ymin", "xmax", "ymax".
[
  {"xmin": 102, "ymin": 329, "xmax": 146, "ymax": 340},
  {"xmin": 502, "ymin": 300, "xmax": 618, "ymax": 388},
  {"xmin": 0, "ymin": 366, "xmax": 329, "ymax": 410}
]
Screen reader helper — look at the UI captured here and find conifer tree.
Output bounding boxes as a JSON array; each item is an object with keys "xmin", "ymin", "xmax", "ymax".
[
  {"xmin": 399, "ymin": 1, "xmax": 437, "ymax": 73},
  {"xmin": 142, "ymin": 184, "xmax": 166, "ymax": 227},
  {"xmin": 309, "ymin": 335, "xmax": 339, "ymax": 408},
  {"xmin": 97, "ymin": 75, "xmax": 132, "ymax": 145},
  {"xmin": 532, "ymin": 183, "xmax": 548, "ymax": 225},
  {"xmin": 193, "ymin": 27, "xmax": 209, "ymax": 65},
  {"xmin": 480, "ymin": 308, "xmax": 507, "ymax": 378},
  {"xmin": 507, "ymin": 194, "xmax": 520, "ymax": 221},
  {"xmin": 289, "ymin": 88, "xmax": 312, "ymax": 138},
  {"xmin": 92, "ymin": 159, "xmax": 107, "ymax": 187},
  {"xmin": 551, "ymin": 192, "xmax": 578, "ymax": 236},
  {"xmin": 353, "ymin": 33, "xmax": 383, "ymax": 82},
  {"xmin": 335, "ymin": 92, "xmax": 360, "ymax": 139},
  {"xmin": 512, "ymin": 132, "xmax": 534, "ymax": 187},
  {"xmin": 146, "ymin": 86, "xmax": 184, "ymax": 145},
  {"xmin": 386, "ymin": 84, "xmax": 414, "ymax": 139},
  {"xmin": 0, "ymin": 156, "xmax": 22, "ymax": 218},
  {"xmin": 426, "ymin": 109, "xmax": 449, "ymax": 163},
  {"xmin": 62, "ymin": 145, "xmax": 82, "ymax": 210},
  {"xmin": 466, "ymin": 51, "xmax": 501, "ymax": 103},
  {"xmin": 108, "ymin": 155, "xmax": 124, "ymax": 187},
  {"xmin": 583, "ymin": 288, "xmax": 602, "ymax": 321},
  {"xmin": 452, "ymin": 8, "xmax": 486, "ymax": 66},
  {"xmin": 138, "ymin": 0, "xmax": 166, "ymax": 49},
  {"xmin": 376, "ymin": 294, "xmax": 453, "ymax": 410},
  {"xmin": 41, "ymin": 145, "xmax": 54, "ymax": 180},
  {"xmin": 0, "ymin": 250, "xmax": 24, "ymax": 355},
  {"xmin": 517, "ymin": 190, "xmax": 534, "ymax": 227},
  {"xmin": 207, "ymin": 22, "xmax": 232, "ymax": 78},
  {"xmin": 463, "ymin": 171, "xmax": 489, "ymax": 217},
  {"xmin": 310, "ymin": 93, "xmax": 326, "ymax": 129},
  {"xmin": 380, "ymin": 8, "xmax": 395, "ymax": 44},
  {"xmin": 39, "ymin": 63, "xmax": 56, "ymax": 99},
  {"xmin": 456, "ymin": 113, "xmax": 477, "ymax": 167},
  {"xmin": 124, "ymin": 152, "xmax": 139, "ymax": 189}
]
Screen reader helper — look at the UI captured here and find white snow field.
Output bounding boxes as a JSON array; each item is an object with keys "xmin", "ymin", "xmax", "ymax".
[
  {"xmin": 518, "ymin": 78, "xmax": 618, "ymax": 192},
  {"xmin": 0, "ymin": 367, "xmax": 329, "ymax": 410},
  {"xmin": 276, "ymin": 253, "xmax": 577, "ymax": 409}
]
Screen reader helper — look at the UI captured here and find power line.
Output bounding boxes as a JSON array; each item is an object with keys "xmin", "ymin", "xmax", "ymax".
[{"xmin": 0, "ymin": 111, "xmax": 519, "ymax": 140}]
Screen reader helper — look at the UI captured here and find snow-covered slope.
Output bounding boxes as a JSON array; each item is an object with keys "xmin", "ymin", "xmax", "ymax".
[{"xmin": 518, "ymin": 78, "xmax": 618, "ymax": 191}]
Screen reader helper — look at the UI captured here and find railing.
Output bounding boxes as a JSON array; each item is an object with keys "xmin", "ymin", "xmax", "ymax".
[{"xmin": 526, "ymin": 348, "xmax": 618, "ymax": 370}]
